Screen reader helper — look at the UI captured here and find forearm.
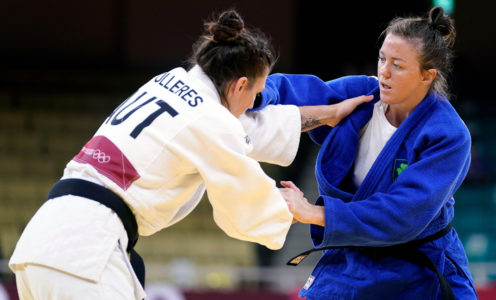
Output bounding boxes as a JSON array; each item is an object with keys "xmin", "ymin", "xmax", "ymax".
[
  {"xmin": 287, "ymin": 196, "xmax": 326, "ymax": 227},
  {"xmin": 302, "ymin": 204, "xmax": 326, "ymax": 227},
  {"xmin": 299, "ymin": 105, "xmax": 339, "ymax": 132},
  {"xmin": 299, "ymin": 95, "xmax": 374, "ymax": 132}
]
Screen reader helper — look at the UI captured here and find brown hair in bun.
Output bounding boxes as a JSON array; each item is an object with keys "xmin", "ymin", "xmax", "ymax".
[{"xmin": 189, "ymin": 9, "xmax": 276, "ymax": 103}]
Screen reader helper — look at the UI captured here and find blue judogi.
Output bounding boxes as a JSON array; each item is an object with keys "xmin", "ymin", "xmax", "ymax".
[{"xmin": 258, "ymin": 74, "xmax": 478, "ymax": 299}]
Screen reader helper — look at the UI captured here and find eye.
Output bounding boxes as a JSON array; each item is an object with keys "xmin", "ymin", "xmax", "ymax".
[
  {"xmin": 393, "ymin": 62, "xmax": 401, "ymax": 69},
  {"xmin": 378, "ymin": 56, "xmax": 386, "ymax": 63}
]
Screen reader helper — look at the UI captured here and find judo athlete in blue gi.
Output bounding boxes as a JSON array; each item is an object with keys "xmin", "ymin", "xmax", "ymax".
[{"xmin": 259, "ymin": 7, "xmax": 478, "ymax": 300}]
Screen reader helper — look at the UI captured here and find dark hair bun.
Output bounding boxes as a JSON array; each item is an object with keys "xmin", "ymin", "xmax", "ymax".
[
  {"xmin": 429, "ymin": 6, "xmax": 444, "ymax": 26},
  {"xmin": 209, "ymin": 10, "xmax": 245, "ymax": 42},
  {"xmin": 428, "ymin": 6, "xmax": 456, "ymax": 48}
]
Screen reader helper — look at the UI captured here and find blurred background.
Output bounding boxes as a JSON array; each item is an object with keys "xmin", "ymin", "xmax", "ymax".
[{"xmin": 1, "ymin": 0, "xmax": 495, "ymax": 299}]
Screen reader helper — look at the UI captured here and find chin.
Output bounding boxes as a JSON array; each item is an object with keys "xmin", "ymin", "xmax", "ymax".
[
  {"xmin": 379, "ymin": 92, "xmax": 395, "ymax": 104},
  {"xmin": 379, "ymin": 91, "xmax": 387, "ymax": 102}
]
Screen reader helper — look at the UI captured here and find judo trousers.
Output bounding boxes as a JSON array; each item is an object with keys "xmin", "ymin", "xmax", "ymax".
[
  {"xmin": 14, "ymin": 179, "xmax": 146, "ymax": 300},
  {"xmin": 14, "ymin": 241, "xmax": 136, "ymax": 300}
]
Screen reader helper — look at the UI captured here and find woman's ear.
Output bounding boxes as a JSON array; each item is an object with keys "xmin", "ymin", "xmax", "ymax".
[
  {"xmin": 232, "ymin": 77, "xmax": 249, "ymax": 95},
  {"xmin": 225, "ymin": 77, "xmax": 248, "ymax": 104},
  {"xmin": 422, "ymin": 68, "xmax": 437, "ymax": 86}
]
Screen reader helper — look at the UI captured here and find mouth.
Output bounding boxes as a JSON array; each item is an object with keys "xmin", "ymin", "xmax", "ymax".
[{"xmin": 380, "ymin": 82, "xmax": 392, "ymax": 90}]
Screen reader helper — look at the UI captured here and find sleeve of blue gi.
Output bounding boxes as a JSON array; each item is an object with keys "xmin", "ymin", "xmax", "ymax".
[
  {"xmin": 255, "ymin": 74, "xmax": 378, "ymax": 109},
  {"xmin": 255, "ymin": 74, "xmax": 378, "ymax": 145}
]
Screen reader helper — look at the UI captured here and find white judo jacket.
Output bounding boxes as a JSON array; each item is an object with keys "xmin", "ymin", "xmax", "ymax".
[{"xmin": 9, "ymin": 66, "xmax": 300, "ymax": 292}]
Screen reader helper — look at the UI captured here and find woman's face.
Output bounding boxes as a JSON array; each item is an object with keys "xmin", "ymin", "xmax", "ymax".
[
  {"xmin": 378, "ymin": 34, "xmax": 432, "ymax": 110},
  {"xmin": 226, "ymin": 70, "xmax": 269, "ymax": 118}
]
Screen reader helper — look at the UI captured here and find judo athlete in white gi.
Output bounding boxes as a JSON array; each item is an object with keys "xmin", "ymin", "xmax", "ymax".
[{"xmin": 9, "ymin": 10, "xmax": 371, "ymax": 300}]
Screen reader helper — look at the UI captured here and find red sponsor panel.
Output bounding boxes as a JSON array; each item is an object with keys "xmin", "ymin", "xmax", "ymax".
[{"xmin": 73, "ymin": 136, "xmax": 140, "ymax": 190}]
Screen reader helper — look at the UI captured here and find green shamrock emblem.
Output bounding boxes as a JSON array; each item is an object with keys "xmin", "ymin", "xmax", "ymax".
[{"xmin": 396, "ymin": 163, "xmax": 408, "ymax": 176}]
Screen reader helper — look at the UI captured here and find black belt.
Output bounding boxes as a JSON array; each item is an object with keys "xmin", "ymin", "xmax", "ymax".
[
  {"xmin": 47, "ymin": 178, "xmax": 146, "ymax": 288},
  {"xmin": 287, "ymin": 224, "xmax": 454, "ymax": 300}
]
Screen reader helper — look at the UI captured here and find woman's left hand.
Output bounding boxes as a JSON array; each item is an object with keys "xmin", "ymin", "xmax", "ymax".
[
  {"xmin": 280, "ymin": 181, "xmax": 326, "ymax": 227},
  {"xmin": 332, "ymin": 95, "xmax": 374, "ymax": 126}
]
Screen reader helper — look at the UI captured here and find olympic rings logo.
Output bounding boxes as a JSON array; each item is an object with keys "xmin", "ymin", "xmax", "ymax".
[
  {"xmin": 81, "ymin": 147, "xmax": 111, "ymax": 163},
  {"xmin": 92, "ymin": 149, "xmax": 111, "ymax": 163}
]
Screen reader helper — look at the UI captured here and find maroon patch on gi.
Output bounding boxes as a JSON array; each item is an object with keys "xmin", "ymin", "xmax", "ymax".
[{"xmin": 73, "ymin": 135, "xmax": 140, "ymax": 190}]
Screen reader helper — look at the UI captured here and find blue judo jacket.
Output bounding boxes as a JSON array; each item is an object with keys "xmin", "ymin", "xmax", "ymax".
[{"xmin": 259, "ymin": 74, "xmax": 478, "ymax": 299}]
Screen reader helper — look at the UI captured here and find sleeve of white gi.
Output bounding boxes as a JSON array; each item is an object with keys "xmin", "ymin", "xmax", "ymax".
[
  {"xmin": 174, "ymin": 113, "xmax": 294, "ymax": 250},
  {"xmin": 239, "ymin": 104, "xmax": 301, "ymax": 166}
]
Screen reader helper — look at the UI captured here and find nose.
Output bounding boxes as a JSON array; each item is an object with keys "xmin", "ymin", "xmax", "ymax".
[{"xmin": 378, "ymin": 62, "xmax": 391, "ymax": 79}]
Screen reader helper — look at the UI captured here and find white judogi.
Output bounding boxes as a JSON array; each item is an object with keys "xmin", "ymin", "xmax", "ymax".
[{"xmin": 9, "ymin": 65, "xmax": 301, "ymax": 299}]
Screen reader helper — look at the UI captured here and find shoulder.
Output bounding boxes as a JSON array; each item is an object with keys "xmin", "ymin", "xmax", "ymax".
[
  {"xmin": 416, "ymin": 96, "xmax": 471, "ymax": 150},
  {"xmin": 189, "ymin": 104, "xmax": 246, "ymax": 140},
  {"xmin": 428, "ymin": 97, "xmax": 470, "ymax": 137},
  {"xmin": 170, "ymin": 106, "xmax": 250, "ymax": 158}
]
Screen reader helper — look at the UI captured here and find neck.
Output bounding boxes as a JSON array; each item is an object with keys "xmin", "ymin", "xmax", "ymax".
[
  {"xmin": 385, "ymin": 105, "xmax": 408, "ymax": 127},
  {"xmin": 385, "ymin": 89, "xmax": 429, "ymax": 127}
]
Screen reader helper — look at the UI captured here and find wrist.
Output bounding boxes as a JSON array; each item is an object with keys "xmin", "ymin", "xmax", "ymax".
[
  {"xmin": 303, "ymin": 203, "xmax": 325, "ymax": 227},
  {"xmin": 320, "ymin": 105, "xmax": 339, "ymax": 127},
  {"xmin": 299, "ymin": 105, "xmax": 338, "ymax": 131}
]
